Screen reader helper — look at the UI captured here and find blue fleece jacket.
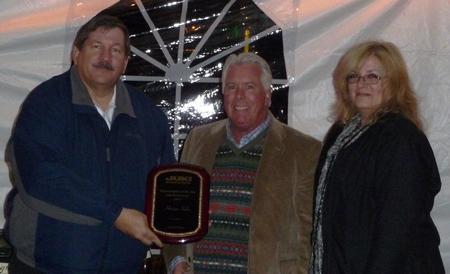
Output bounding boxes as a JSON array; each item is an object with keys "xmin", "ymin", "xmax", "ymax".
[{"xmin": 4, "ymin": 67, "xmax": 175, "ymax": 273}]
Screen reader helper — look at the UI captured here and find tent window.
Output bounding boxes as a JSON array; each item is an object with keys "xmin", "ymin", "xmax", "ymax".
[{"xmin": 102, "ymin": 0, "xmax": 287, "ymax": 157}]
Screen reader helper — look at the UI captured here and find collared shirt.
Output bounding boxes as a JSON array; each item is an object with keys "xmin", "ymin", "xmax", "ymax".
[
  {"xmin": 94, "ymin": 88, "xmax": 117, "ymax": 130},
  {"xmin": 71, "ymin": 67, "xmax": 136, "ymax": 122},
  {"xmin": 226, "ymin": 114, "xmax": 272, "ymax": 148}
]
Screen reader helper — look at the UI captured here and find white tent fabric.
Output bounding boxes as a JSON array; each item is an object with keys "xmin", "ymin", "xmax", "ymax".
[
  {"xmin": 0, "ymin": 0, "xmax": 448, "ymax": 270},
  {"xmin": 256, "ymin": 0, "xmax": 450, "ymax": 270}
]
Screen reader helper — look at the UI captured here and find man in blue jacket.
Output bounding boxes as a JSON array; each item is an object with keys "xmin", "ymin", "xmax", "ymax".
[{"xmin": 3, "ymin": 14, "xmax": 174, "ymax": 273}]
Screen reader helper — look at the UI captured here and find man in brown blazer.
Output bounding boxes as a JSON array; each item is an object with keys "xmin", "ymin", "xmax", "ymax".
[{"xmin": 164, "ymin": 52, "xmax": 321, "ymax": 274}]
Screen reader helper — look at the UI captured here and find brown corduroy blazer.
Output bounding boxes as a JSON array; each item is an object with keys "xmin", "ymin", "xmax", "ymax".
[{"xmin": 163, "ymin": 114, "xmax": 321, "ymax": 274}]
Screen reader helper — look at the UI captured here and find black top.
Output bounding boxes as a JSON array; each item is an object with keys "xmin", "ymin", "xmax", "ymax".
[{"xmin": 316, "ymin": 113, "xmax": 445, "ymax": 274}]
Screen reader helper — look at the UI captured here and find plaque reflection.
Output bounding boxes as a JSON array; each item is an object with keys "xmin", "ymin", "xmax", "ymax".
[{"xmin": 146, "ymin": 164, "xmax": 210, "ymax": 244}]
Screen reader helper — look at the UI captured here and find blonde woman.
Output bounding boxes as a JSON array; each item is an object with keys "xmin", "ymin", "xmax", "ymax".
[{"xmin": 309, "ymin": 41, "xmax": 444, "ymax": 274}]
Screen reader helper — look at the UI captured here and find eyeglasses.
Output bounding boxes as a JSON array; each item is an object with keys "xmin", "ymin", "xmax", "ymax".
[{"xmin": 346, "ymin": 73, "xmax": 383, "ymax": 85}]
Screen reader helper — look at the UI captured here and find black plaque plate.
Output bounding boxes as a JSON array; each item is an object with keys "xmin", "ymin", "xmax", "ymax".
[{"xmin": 146, "ymin": 163, "xmax": 210, "ymax": 244}]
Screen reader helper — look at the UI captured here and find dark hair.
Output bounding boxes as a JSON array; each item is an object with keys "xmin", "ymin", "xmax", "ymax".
[{"xmin": 72, "ymin": 14, "xmax": 130, "ymax": 56}]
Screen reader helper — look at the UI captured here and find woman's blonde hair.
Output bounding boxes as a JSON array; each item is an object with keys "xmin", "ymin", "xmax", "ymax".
[{"xmin": 332, "ymin": 40, "xmax": 422, "ymax": 129}]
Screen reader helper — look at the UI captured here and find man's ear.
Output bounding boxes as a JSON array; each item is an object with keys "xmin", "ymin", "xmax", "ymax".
[
  {"xmin": 265, "ymin": 89, "xmax": 272, "ymax": 107},
  {"xmin": 71, "ymin": 47, "xmax": 79, "ymax": 65},
  {"xmin": 122, "ymin": 57, "xmax": 129, "ymax": 74}
]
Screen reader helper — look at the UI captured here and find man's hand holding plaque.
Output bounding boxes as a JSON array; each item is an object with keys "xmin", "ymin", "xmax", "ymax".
[{"xmin": 146, "ymin": 163, "xmax": 210, "ymax": 244}]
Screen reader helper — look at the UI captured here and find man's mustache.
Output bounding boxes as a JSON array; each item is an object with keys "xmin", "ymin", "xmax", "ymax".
[{"xmin": 93, "ymin": 61, "xmax": 114, "ymax": 71}]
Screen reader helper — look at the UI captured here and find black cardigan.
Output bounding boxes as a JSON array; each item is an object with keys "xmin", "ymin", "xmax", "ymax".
[{"xmin": 315, "ymin": 113, "xmax": 445, "ymax": 274}]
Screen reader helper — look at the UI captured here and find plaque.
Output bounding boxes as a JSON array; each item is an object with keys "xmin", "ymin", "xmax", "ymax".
[{"xmin": 146, "ymin": 163, "xmax": 210, "ymax": 244}]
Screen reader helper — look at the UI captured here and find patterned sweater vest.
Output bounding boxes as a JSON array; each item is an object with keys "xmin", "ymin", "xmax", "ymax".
[{"xmin": 192, "ymin": 133, "xmax": 266, "ymax": 274}]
